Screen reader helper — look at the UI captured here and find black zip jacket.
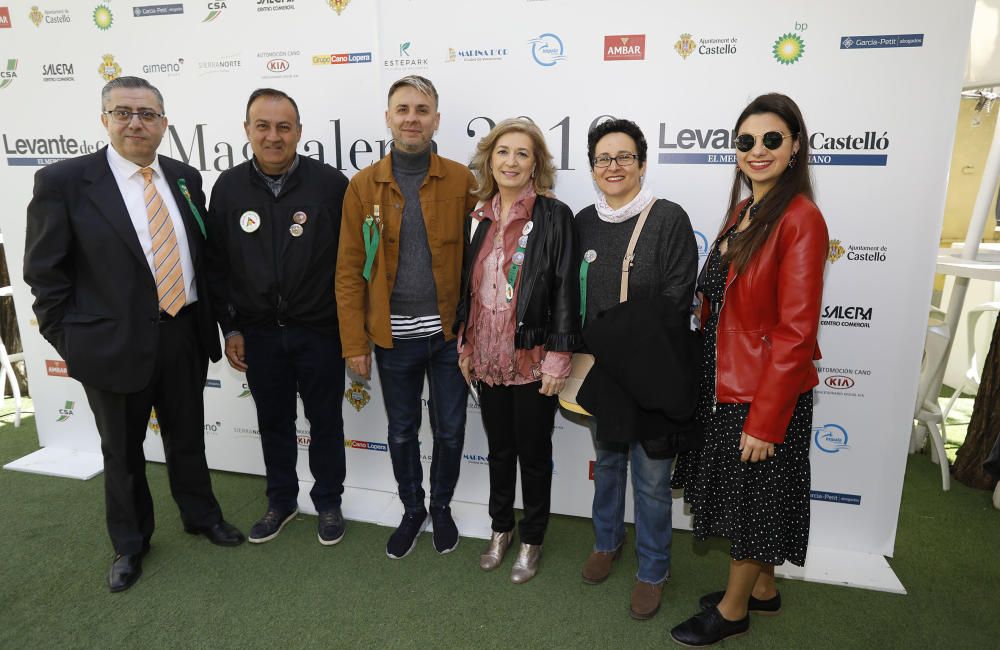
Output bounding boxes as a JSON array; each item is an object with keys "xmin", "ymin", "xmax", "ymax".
[{"xmin": 455, "ymin": 194, "xmax": 581, "ymax": 352}]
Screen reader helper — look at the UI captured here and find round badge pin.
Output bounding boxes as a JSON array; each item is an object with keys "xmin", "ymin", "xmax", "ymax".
[
  {"xmin": 522, "ymin": 221, "xmax": 534, "ymax": 235},
  {"xmin": 517, "ymin": 235, "xmax": 528, "ymax": 248},
  {"xmin": 240, "ymin": 211, "xmax": 261, "ymax": 233},
  {"xmin": 512, "ymin": 251, "xmax": 525, "ymax": 266},
  {"xmin": 584, "ymin": 249, "xmax": 598, "ymax": 263},
  {"xmin": 289, "ymin": 224, "xmax": 304, "ymax": 237},
  {"xmin": 292, "ymin": 211, "xmax": 308, "ymax": 225}
]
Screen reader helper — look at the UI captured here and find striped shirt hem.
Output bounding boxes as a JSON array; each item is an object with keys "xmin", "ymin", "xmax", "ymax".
[{"xmin": 390, "ymin": 314, "xmax": 443, "ymax": 339}]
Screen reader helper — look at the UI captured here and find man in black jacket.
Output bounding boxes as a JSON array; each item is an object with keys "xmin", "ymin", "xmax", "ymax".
[
  {"xmin": 206, "ymin": 89, "xmax": 350, "ymax": 545},
  {"xmin": 23, "ymin": 76, "xmax": 244, "ymax": 593}
]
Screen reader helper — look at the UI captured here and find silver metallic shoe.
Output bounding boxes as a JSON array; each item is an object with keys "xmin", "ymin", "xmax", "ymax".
[
  {"xmin": 479, "ymin": 531, "xmax": 513, "ymax": 571},
  {"xmin": 510, "ymin": 543, "xmax": 542, "ymax": 584}
]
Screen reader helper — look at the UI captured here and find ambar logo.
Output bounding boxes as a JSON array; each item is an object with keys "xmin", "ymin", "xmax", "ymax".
[
  {"xmin": 604, "ymin": 34, "xmax": 644, "ymax": 61},
  {"xmin": 0, "ymin": 6, "xmax": 12, "ymax": 27},
  {"xmin": 45, "ymin": 359, "xmax": 68, "ymax": 377}
]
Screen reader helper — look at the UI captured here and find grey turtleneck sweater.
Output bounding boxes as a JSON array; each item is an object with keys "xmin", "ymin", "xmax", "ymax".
[{"xmin": 389, "ymin": 146, "xmax": 439, "ymax": 319}]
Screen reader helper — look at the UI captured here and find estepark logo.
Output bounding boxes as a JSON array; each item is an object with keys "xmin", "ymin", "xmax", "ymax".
[
  {"xmin": 674, "ymin": 33, "xmax": 738, "ymax": 59},
  {"xmin": 344, "ymin": 439, "xmax": 388, "ymax": 452},
  {"xmin": 841, "ymin": 33, "xmax": 924, "ymax": 50},
  {"xmin": 203, "ymin": 1, "xmax": 226, "ymax": 22},
  {"xmin": 92, "ymin": 3, "xmax": 112, "ymax": 30},
  {"xmin": 29, "ymin": 6, "xmax": 71, "ymax": 26},
  {"xmin": 0, "ymin": 6, "xmax": 12, "ymax": 27},
  {"xmin": 384, "ymin": 41, "xmax": 429, "ymax": 70},
  {"xmin": 0, "ymin": 59, "xmax": 17, "ymax": 89},
  {"xmin": 814, "ymin": 423, "xmax": 850, "ymax": 453},
  {"xmin": 828, "ymin": 239, "xmax": 888, "ymax": 264},
  {"xmin": 312, "ymin": 52, "xmax": 372, "ymax": 65},
  {"xmin": 56, "ymin": 400, "xmax": 75, "ymax": 422},
  {"xmin": 133, "ymin": 4, "xmax": 183, "ymax": 17},
  {"xmin": 45, "ymin": 359, "xmax": 68, "ymax": 377},
  {"xmin": 3, "ymin": 132, "xmax": 103, "ymax": 166},
  {"xmin": 444, "ymin": 46, "xmax": 509, "ymax": 63},
  {"xmin": 820, "ymin": 304, "xmax": 873, "ymax": 328},
  {"xmin": 42, "ymin": 61, "xmax": 74, "ymax": 82},
  {"xmin": 257, "ymin": 0, "xmax": 295, "ymax": 12},
  {"xmin": 529, "ymin": 33, "xmax": 566, "ymax": 66},
  {"xmin": 603, "ymin": 34, "xmax": 644, "ymax": 61}
]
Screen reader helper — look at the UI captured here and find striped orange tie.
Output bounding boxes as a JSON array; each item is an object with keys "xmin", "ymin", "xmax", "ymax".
[{"xmin": 139, "ymin": 167, "xmax": 186, "ymax": 316}]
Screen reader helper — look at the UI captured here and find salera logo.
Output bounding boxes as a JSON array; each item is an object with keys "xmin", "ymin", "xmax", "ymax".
[
  {"xmin": 820, "ymin": 304, "xmax": 873, "ymax": 328},
  {"xmin": 604, "ymin": 34, "xmax": 644, "ymax": 61}
]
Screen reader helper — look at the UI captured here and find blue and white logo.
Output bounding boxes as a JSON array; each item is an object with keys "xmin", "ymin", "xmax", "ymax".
[
  {"xmin": 694, "ymin": 230, "xmax": 709, "ymax": 258},
  {"xmin": 530, "ymin": 33, "xmax": 566, "ymax": 66},
  {"xmin": 814, "ymin": 423, "xmax": 850, "ymax": 453},
  {"xmin": 841, "ymin": 33, "xmax": 923, "ymax": 49}
]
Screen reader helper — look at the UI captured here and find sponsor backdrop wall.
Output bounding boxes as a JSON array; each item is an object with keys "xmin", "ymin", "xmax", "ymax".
[{"xmin": 0, "ymin": 0, "xmax": 973, "ymax": 568}]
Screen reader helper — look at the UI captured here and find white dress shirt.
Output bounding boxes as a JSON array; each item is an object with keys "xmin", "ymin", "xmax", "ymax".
[{"xmin": 106, "ymin": 145, "xmax": 197, "ymax": 304}]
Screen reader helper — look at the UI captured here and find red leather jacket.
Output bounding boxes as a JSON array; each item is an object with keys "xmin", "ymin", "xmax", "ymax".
[{"xmin": 699, "ymin": 194, "xmax": 828, "ymax": 444}]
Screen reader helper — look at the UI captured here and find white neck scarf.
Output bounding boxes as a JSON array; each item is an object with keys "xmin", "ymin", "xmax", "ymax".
[{"xmin": 595, "ymin": 187, "xmax": 655, "ymax": 223}]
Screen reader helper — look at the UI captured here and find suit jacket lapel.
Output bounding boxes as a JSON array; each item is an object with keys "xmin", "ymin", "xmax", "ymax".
[{"xmin": 83, "ymin": 149, "xmax": 148, "ymax": 269}]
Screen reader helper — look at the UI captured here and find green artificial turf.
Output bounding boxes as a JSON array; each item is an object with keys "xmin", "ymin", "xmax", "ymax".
[{"xmin": 1, "ymin": 410, "xmax": 997, "ymax": 648}]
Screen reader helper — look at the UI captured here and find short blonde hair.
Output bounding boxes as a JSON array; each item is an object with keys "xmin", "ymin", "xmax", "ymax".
[{"xmin": 469, "ymin": 117, "xmax": 556, "ymax": 200}]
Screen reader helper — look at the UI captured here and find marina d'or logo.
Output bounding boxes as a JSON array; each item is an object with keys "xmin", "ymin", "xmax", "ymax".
[
  {"xmin": 675, "ymin": 33, "xmax": 697, "ymax": 59},
  {"xmin": 98, "ymin": 53, "xmax": 121, "ymax": 81},
  {"xmin": 344, "ymin": 380, "xmax": 370, "ymax": 412},
  {"xmin": 327, "ymin": 0, "xmax": 350, "ymax": 14},
  {"xmin": 828, "ymin": 239, "xmax": 845, "ymax": 263},
  {"xmin": 772, "ymin": 33, "xmax": 804, "ymax": 64},
  {"xmin": 93, "ymin": 3, "xmax": 112, "ymax": 29},
  {"xmin": 57, "ymin": 400, "xmax": 75, "ymax": 422},
  {"xmin": 0, "ymin": 59, "xmax": 17, "ymax": 90}
]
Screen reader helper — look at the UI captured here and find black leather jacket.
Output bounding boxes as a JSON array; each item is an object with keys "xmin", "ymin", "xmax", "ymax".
[{"xmin": 455, "ymin": 194, "xmax": 581, "ymax": 352}]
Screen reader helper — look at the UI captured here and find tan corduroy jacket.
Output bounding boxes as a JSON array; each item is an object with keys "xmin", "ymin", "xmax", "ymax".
[{"xmin": 336, "ymin": 151, "xmax": 477, "ymax": 357}]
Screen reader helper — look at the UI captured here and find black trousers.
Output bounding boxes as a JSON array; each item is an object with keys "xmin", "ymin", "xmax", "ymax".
[
  {"xmin": 478, "ymin": 381, "xmax": 558, "ymax": 545},
  {"xmin": 83, "ymin": 309, "xmax": 221, "ymax": 556}
]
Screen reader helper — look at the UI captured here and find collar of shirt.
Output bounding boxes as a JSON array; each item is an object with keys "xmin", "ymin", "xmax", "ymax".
[
  {"xmin": 252, "ymin": 154, "xmax": 299, "ymax": 197},
  {"xmin": 106, "ymin": 145, "xmax": 164, "ymax": 183}
]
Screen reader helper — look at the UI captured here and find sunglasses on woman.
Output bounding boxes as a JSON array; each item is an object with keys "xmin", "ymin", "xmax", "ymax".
[{"xmin": 734, "ymin": 131, "xmax": 795, "ymax": 152}]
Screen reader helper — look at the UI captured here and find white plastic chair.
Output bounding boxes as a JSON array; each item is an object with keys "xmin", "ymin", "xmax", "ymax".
[
  {"xmin": 0, "ymin": 284, "xmax": 23, "ymax": 427},
  {"xmin": 911, "ymin": 308, "xmax": 951, "ymax": 490},
  {"xmin": 940, "ymin": 302, "xmax": 1000, "ymax": 433}
]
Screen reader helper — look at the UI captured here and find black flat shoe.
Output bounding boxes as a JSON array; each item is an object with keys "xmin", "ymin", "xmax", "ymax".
[
  {"xmin": 698, "ymin": 590, "xmax": 782, "ymax": 615},
  {"xmin": 108, "ymin": 553, "xmax": 143, "ymax": 593},
  {"xmin": 670, "ymin": 606, "xmax": 749, "ymax": 647},
  {"xmin": 185, "ymin": 520, "xmax": 246, "ymax": 546}
]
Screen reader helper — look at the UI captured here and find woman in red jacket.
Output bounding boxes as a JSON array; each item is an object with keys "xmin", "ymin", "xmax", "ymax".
[{"xmin": 670, "ymin": 93, "xmax": 828, "ymax": 647}]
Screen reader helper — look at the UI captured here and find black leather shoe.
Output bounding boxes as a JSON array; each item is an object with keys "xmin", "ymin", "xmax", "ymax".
[
  {"xmin": 670, "ymin": 606, "xmax": 749, "ymax": 647},
  {"xmin": 698, "ymin": 590, "xmax": 781, "ymax": 615},
  {"xmin": 185, "ymin": 520, "xmax": 246, "ymax": 546},
  {"xmin": 108, "ymin": 553, "xmax": 143, "ymax": 593}
]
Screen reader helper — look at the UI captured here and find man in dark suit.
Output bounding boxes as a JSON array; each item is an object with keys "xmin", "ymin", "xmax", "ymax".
[{"xmin": 23, "ymin": 76, "xmax": 244, "ymax": 593}]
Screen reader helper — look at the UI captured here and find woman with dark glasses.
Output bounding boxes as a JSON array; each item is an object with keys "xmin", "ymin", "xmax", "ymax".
[
  {"xmin": 572, "ymin": 118, "xmax": 699, "ymax": 620},
  {"xmin": 670, "ymin": 93, "xmax": 828, "ymax": 646}
]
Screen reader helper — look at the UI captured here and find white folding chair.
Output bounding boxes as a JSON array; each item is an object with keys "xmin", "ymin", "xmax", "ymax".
[
  {"xmin": 940, "ymin": 302, "xmax": 1000, "ymax": 437},
  {"xmin": 0, "ymin": 284, "xmax": 23, "ymax": 427},
  {"xmin": 911, "ymin": 308, "xmax": 951, "ymax": 491}
]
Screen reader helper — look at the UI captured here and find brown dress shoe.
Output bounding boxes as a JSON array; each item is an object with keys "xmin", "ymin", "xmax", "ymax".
[
  {"xmin": 629, "ymin": 580, "xmax": 664, "ymax": 620},
  {"xmin": 581, "ymin": 545, "xmax": 622, "ymax": 584}
]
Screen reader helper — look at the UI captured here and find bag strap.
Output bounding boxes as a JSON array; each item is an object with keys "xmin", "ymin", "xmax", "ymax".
[{"xmin": 619, "ymin": 198, "xmax": 657, "ymax": 302}]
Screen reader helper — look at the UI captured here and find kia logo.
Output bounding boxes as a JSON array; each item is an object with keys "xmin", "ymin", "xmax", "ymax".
[
  {"xmin": 267, "ymin": 59, "xmax": 289, "ymax": 72},
  {"xmin": 824, "ymin": 375, "xmax": 855, "ymax": 389}
]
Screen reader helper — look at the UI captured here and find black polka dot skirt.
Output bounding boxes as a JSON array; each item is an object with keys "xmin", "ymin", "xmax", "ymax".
[{"xmin": 672, "ymin": 236, "xmax": 812, "ymax": 567}]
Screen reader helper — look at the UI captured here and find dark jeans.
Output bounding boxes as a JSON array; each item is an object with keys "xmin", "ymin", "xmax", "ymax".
[
  {"xmin": 244, "ymin": 325, "xmax": 345, "ymax": 513},
  {"xmin": 479, "ymin": 381, "xmax": 558, "ymax": 545},
  {"xmin": 374, "ymin": 333, "xmax": 468, "ymax": 516}
]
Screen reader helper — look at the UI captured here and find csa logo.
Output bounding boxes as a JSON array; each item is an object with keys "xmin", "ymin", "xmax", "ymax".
[
  {"xmin": 344, "ymin": 380, "xmax": 370, "ymax": 412},
  {"xmin": 98, "ymin": 53, "xmax": 121, "ymax": 81},
  {"xmin": 814, "ymin": 423, "xmax": 849, "ymax": 453},
  {"xmin": 29, "ymin": 6, "xmax": 43, "ymax": 26},
  {"xmin": 203, "ymin": 1, "xmax": 226, "ymax": 22},
  {"xmin": 327, "ymin": 0, "xmax": 349, "ymax": 14},
  {"xmin": 92, "ymin": 4, "xmax": 112, "ymax": 30},
  {"xmin": 529, "ymin": 33, "xmax": 566, "ymax": 67},
  {"xmin": 56, "ymin": 400, "xmax": 75, "ymax": 422},
  {"xmin": 148, "ymin": 408, "xmax": 160, "ymax": 435},
  {"xmin": 675, "ymin": 33, "xmax": 697, "ymax": 59},
  {"xmin": 0, "ymin": 59, "xmax": 18, "ymax": 89},
  {"xmin": 238, "ymin": 382, "xmax": 252, "ymax": 398},
  {"xmin": 0, "ymin": 6, "xmax": 11, "ymax": 27},
  {"xmin": 772, "ymin": 33, "xmax": 804, "ymax": 65},
  {"xmin": 828, "ymin": 239, "xmax": 845, "ymax": 263}
]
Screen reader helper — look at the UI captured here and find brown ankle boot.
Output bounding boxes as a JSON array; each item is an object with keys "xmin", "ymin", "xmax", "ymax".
[{"xmin": 581, "ymin": 544, "xmax": 622, "ymax": 584}]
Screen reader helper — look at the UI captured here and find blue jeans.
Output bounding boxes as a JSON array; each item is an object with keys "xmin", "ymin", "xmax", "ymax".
[
  {"xmin": 374, "ymin": 333, "xmax": 468, "ymax": 516},
  {"xmin": 591, "ymin": 424, "xmax": 674, "ymax": 584},
  {"xmin": 244, "ymin": 325, "xmax": 346, "ymax": 513}
]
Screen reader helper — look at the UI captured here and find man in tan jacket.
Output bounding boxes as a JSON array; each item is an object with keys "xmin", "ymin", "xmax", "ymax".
[{"xmin": 336, "ymin": 75, "xmax": 477, "ymax": 559}]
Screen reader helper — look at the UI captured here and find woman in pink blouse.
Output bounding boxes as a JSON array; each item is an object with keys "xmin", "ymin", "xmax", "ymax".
[{"xmin": 455, "ymin": 117, "xmax": 581, "ymax": 584}]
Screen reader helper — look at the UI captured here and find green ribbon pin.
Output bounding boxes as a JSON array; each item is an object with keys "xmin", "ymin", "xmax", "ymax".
[
  {"xmin": 176, "ymin": 178, "xmax": 206, "ymax": 239},
  {"xmin": 362, "ymin": 214, "xmax": 381, "ymax": 281},
  {"xmin": 580, "ymin": 250, "xmax": 597, "ymax": 320}
]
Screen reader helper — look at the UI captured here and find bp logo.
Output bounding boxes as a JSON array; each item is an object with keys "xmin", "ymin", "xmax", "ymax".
[
  {"xmin": 56, "ymin": 400, "xmax": 75, "ymax": 422},
  {"xmin": 93, "ymin": 4, "xmax": 112, "ymax": 30},
  {"xmin": 772, "ymin": 33, "xmax": 804, "ymax": 64},
  {"xmin": 828, "ymin": 239, "xmax": 845, "ymax": 263},
  {"xmin": 148, "ymin": 408, "xmax": 160, "ymax": 435},
  {"xmin": 327, "ymin": 0, "xmax": 350, "ymax": 14},
  {"xmin": 98, "ymin": 54, "xmax": 121, "ymax": 81},
  {"xmin": 675, "ymin": 33, "xmax": 697, "ymax": 59},
  {"xmin": 344, "ymin": 380, "xmax": 370, "ymax": 412}
]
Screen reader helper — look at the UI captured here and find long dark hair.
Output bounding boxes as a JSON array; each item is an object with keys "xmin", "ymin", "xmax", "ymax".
[{"xmin": 721, "ymin": 93, "xmax": 813, "ymax": 272}]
